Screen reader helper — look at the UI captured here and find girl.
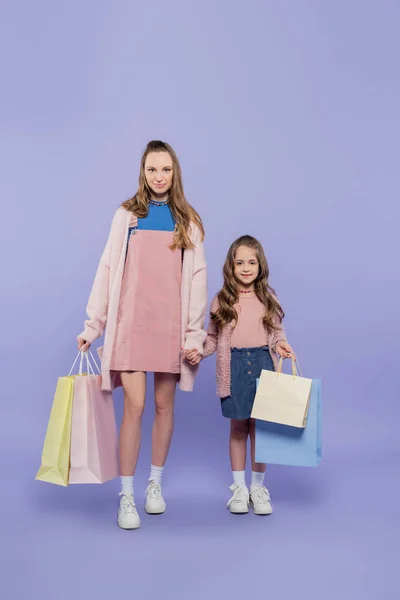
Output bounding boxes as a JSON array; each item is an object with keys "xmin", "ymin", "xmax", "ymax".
[
  {"xmin": 77, "ymin": 140, "xmax": 207, "ymax": 530},
  {"xmin": 187, "ymin": 236, "xmax": 294, "ymax": 515}
]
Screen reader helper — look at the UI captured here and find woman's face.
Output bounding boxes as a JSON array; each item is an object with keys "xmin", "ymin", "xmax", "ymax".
[
  {"xmin": 233, "ymin": 245, "xmax": 259, "ymax": 288},
  {"xmin": 144, "ymin": 151, "xmax": 173, "ymax": 199}
]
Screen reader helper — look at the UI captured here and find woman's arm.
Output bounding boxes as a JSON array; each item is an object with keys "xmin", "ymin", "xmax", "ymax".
[
  {"xmin": 184, "ymin": 296, "xmax": 219, "ymax": 364},
  {"xmin": 182, "ymin": 225, "xmax": 208, "ymax": 353},
  {"xmin": 202, "ymin": 296, "xmax": 219, "ymax": 358},
  {"xmin": 77, "ymin": 210, "xmax": 121, "ymax": 344},
  {"xmin": 202, "ymin": 320, "xmax": 218, "ymax": 358}
]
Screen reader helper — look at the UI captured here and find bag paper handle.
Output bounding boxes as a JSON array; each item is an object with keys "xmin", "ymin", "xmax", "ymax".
[
  {"xmin": 82, "ymin": 352, "xmax": 95, "ymax": 376},
  {"xmin": 88, "ymin": 350, "xmax": 101, "ymax": 374},
  {"xmin": 276, "ymin": 355, "xmax": 303, "ymax": 378},
  {"xmin": 69, "ymin": 351, "xmax": 81, "ymax": 376},
  {"xmin": 68, "ymin": 350, "xmax": 100, "ymax": 376}
]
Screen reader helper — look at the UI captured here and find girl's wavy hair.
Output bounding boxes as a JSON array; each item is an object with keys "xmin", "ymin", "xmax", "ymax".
[
  {"xmin": 122, "ymin": 140, "xmax": 204, "ymax": 249},
  {"xmin": 211, "ymin": 235, "xmax": 285, "ymax": 331}
]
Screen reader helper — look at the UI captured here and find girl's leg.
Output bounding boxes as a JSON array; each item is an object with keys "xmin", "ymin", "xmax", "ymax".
[
  {"xmin": 249, "ymin": 418, "xmax": 267, "ymax": 483},
  {"xmin": 249, "ymin": 418, "xmax": 272, "ymax": 515},
  {"xmin": 119, "ymin": 371, "xmax": 147, "ymax": 476},
  {"xmin": 230, "ymin": 418, "xmax": 250, "ymax": 472},
  {"xmin": 227, "ymin": 419, "xmax": 250, "ymax": 513}
]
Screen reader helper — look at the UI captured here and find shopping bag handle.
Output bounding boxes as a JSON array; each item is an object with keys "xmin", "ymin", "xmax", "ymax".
[
  {"xmin": 88, "ymin": 350, "xmax": 101, "ymax": 374},
  {"xmin": 68, "ymin": 350, "xmax": 101, "ymax": 376},
  {"xmin": 276, "ymin": 355, "xmax": 303, "ymax": 378}
]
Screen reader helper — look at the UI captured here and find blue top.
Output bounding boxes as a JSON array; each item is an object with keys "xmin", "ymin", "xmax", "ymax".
[
  {"xmin": 129, "ymin": 202, "xmax": 175, "ymax": 238},
  {"xmin": 125, "ymin": 201, "xmax": 181, "ymax": 261}
]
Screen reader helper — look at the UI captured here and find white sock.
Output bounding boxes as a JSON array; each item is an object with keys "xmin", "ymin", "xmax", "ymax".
[
  {"xmin": 120, "ymin": 475, "xmax": 134, "ymax": 495},
  {"xmin": 232, "ymin": 470, "xmax": 246, "ymax": 488},
  {"xmin": 251, "ymin": 471, "xmax": 265, "ymax": 489},
  {"xmin": 149, "ymin": 464, "xmax": 164, "ymax": 484}
]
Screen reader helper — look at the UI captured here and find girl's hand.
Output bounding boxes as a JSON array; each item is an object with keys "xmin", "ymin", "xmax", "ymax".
[
  {"xmin": 276, "ymin": 340, "xmax": 295, "ymax": 359},
  {"xmin": 183, "ymin": 348, "xmax": 202, "ymax": 365},
  {"xmin": 77, "ymin": 337, "xmax": 91, "ymax": 352}
]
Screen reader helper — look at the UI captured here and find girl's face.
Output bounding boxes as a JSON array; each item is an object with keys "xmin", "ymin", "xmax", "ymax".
[
  {"xmin": 233, "ymin": 245, "xmax": 259, "ymax": 288},
  {"xmin": 144, "ymin": 151, "xmax": 174, "ymax": 199}
]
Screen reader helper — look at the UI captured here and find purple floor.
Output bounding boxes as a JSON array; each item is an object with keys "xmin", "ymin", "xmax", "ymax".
[{"xmin": 3, "ymin": 393, "xmax": 398, "ymax": 600}]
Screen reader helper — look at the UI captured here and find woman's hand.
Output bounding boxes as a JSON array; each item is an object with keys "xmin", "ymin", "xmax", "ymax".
[
  {"xmin": 183, "ymin": 348, "xmax": 202, "ymax": 365},
  {"xmin": 276, "ymin": 340, "xmax": 295, "ymax": 359},
  {"xmin": 77, "ymin": 337, "xmax": 91, "ymax": 352}
]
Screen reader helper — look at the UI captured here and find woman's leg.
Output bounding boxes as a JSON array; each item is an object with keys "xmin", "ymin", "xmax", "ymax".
[
  {"xmin": 117, "ymin": 371, "xmax": 146, "ymax": 529},
  {"xmin": 119, "ymin": 371, "xmax": 146, "ymax": 476},
  {"xmin": 151, "ymin": 372, "xmax": 179, "ymax": 468},
  {"xmin": 145, "ymin": 373, "xmax": 178, "ymax": 514}
]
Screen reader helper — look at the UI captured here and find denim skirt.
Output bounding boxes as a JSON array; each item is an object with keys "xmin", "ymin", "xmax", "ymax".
[{"xmin": 220, "ymin": 346, "xmax": 274, "ymax": 420}]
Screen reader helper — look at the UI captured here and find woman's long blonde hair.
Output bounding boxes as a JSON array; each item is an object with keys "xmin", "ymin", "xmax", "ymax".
[
  {"xmin": 122, "ymin": 140, "xmax": 204, "ymax": 249},
  {"xmin": 211, "ymin": 235, "xmax": 285, "ymax": 331}
]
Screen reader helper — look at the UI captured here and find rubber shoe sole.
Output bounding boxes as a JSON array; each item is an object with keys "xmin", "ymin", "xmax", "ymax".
[
  {"xmin": 250, "ymin": 500, "xmax": 273, "ymax": 515},
  {"xmin": 145, "ymin": 501, "xmax": 166, "ymax": 515},
  {"xmin": 229, "ymin": 504, "xmax": 249, "ymax": 514},
  {"xmin": 117, "ymin": 513, "xmax": 141, "ymax": 529}
]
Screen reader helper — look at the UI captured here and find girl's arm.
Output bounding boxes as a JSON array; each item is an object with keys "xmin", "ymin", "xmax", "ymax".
[
  {"xmin": 182, "ymin": 225, "xmax": 208, "ymax": 353},
  {"xmin": 270, "ymin": 311, "xmax": 287, "ymax": 352}
]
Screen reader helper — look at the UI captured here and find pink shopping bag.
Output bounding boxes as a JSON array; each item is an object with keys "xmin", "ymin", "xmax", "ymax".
[{"xmin": 69, "ymin": 352, "xmax": 119, "ymax": 484}]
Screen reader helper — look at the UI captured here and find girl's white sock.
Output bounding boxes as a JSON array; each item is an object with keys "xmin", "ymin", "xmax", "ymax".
[
  {"xmin": 251, "ymin": 470, "xmax": 265, "ymax": 490},
  {"xmin": 149, "ymin": 464, "xmax": 164, "ymax": 484}
]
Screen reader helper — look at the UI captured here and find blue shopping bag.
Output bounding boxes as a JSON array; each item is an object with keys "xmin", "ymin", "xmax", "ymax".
[{"xmin": 255, "ymin": 378, "xmax": 322, "ymax": 467}]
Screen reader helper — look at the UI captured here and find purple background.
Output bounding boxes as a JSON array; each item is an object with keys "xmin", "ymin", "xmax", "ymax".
[{"xmin": 1, "ymin": 1, "xmax": 399, "ymax": 598}]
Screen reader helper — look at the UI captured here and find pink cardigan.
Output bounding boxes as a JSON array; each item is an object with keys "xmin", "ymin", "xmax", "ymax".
[
  {"xmin": 202, "ymin": 295, "xmax": 287, "ymax": 397},
  {"xmin": 78, "ymin": 207, "xmax": 208, "ymax": 392}
]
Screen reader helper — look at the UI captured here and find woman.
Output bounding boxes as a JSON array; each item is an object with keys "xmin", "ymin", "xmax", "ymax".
[{"xmin": 77, "ymin": 140, "xmax": 207, "ymax": 530}]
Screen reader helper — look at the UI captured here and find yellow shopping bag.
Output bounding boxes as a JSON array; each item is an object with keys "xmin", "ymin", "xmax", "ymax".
[
  {"xmin": 35, "ymin": 375, "xmax": 74, "ymax": 486},
  {"xmin": 35, "ymin": 351, "xmax": 91, "ymax": 486}
]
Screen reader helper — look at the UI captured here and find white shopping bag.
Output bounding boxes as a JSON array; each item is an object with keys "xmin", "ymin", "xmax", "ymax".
[{"xmin": 251, "ymin": 357, "xmax": 312, "ymax": 428}]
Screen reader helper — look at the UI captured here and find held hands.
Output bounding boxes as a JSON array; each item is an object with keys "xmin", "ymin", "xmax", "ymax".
[
  {"xmin": 276, "ymin": 340, "xmax": 296, "ymax": 359},
  {"xmin": 183, "ymin": 348, "xmax": 202, "ymax": 366},
  {"xmin": 77, "ymin": 337, "xmax": 91, "ymax": 352},
  {"xmin": 184, "ymin": 342, "xmax": 296, "ymax": 364}
]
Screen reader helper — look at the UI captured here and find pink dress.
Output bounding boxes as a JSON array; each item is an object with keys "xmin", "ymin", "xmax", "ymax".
[{"xmin": 109, "ymin": 203, "xmax": 181, "ymax": 373}]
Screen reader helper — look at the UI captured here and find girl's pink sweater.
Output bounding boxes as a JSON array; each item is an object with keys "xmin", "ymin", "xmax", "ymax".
[{"xmin": 202, "ymin": 295, "xmax": 287, "ymax": 397}]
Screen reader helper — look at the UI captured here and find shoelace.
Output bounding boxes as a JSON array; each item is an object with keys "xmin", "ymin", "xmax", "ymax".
[
  {"xmin": 251, "ymin": 486, "xmax": 270, "ymax": 504},
  {"xmin": 119, "ymin": 493, "xmax": 136, "ymax": 513},
  {"xmin": 147, "ymin": 481, "xmax": 161, "ymax": 499},
  {"xmin": 227, "ymin": 485, "xmax": 249, "ymax": 508}
]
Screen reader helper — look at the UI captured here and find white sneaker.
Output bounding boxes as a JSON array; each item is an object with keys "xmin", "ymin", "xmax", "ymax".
[
  {"xmin": 227, "ymin": 484, "xmax": 249, "ymax": 514},
  {"xmin": 117, "ymin": 493, "xmax": 141, "ymax": 529},
  {"xmin": 145, "ymin": 480, "xmax": 166, "ymax": 514},
  {"xmin": 250, "ymin": 485, "xmax": 273, "ymax": 515}
]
